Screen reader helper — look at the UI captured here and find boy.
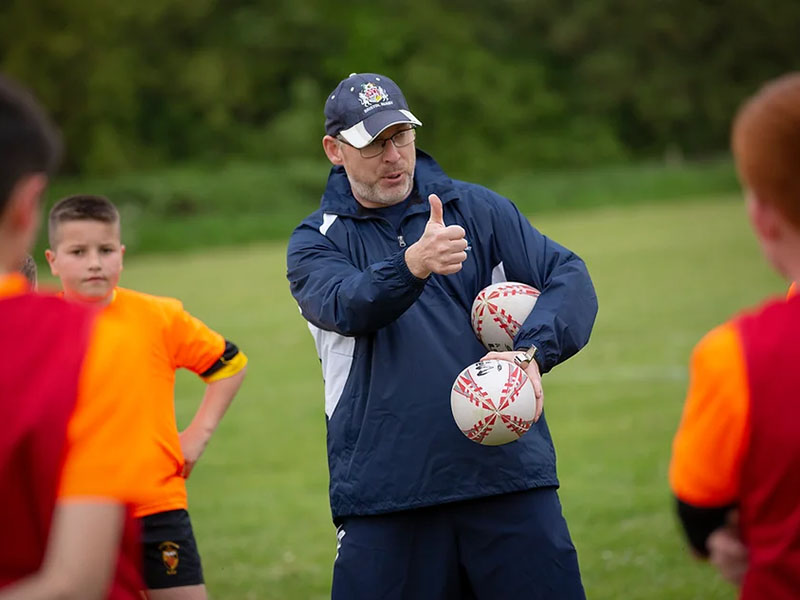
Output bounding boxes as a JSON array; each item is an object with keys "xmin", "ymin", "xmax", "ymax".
[
  {"xmin": 0, "ymin": 76, "xmax": 147, "ymax": 599},
  {"xmin": 45, "ymin": 194, "xmax": 248, "ymax": 600},
  {"xmin": 670, "ymin": 72, "xmax": 800, "ymax": 598}
]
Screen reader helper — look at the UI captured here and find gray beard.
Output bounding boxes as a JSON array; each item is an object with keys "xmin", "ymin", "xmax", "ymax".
[{"xmin": 348, "ymin": 173, "xmax": 413, "ymax": 207}]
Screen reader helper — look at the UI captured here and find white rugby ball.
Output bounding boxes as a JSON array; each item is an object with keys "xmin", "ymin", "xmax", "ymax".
[
  {"xmin": 450, "ymin": 359, "xmax": 535, "ymax": 446},
  {"xmin": 471, "ymin": 282, "xmax": 540, "ymax": 351}
]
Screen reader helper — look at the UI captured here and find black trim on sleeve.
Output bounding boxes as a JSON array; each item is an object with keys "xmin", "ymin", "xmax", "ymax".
[
  {"xmin": 200, "ymin": 340, "xmax": 240, "ymax": 378},
  {"xmin": 675, "ymin": 498, "xmax": 736, "ymax": 556}
]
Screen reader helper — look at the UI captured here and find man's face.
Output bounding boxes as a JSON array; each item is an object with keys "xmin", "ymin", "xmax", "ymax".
[
  {"xmin": 336, "ymin": 124, "xmax": 417, "ymax": 208},
  {"xmin": 46, "ymin": 220, "xmax": 124, "ymax": 304}
]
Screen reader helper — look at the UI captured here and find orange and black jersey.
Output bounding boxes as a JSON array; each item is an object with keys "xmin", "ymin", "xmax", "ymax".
[
  {"xmin": 0, "ymin": 274, "xmax": 148, "ymax": 597},
  {"xmin": 87, "ymin": 287, "xmax": 247, "ymax": 517},
  {"xmin": 670, "ymin": 295, "xmax": 800, "ymax": 599},
  {"xmin": 670, "ymin": 321, "xmax": 748, "ymax": 554}
]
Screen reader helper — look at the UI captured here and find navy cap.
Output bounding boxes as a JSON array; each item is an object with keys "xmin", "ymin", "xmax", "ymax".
[{"xmin": 324, "ymin": 73, "xmax": 422, "ymax": 148}]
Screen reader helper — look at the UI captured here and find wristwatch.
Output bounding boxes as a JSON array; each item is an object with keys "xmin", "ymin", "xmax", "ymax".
[{"xmin": 513, "ymin": 346, "xmax": 538, "ymax": 369}]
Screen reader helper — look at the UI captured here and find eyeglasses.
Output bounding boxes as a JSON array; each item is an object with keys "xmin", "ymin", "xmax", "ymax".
[{"xmin": 338, "ymin": 127, "xmax": 416, "ymax": 159}]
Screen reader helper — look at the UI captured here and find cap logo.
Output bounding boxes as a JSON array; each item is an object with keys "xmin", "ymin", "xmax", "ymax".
[{"xmin": 358, "ymin": 82, "xmax": 393, "ymax": 113}]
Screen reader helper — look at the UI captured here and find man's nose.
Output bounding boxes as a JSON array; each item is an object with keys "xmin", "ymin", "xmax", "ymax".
[{"xmin": 382, "ymin": 139, "xmax": 401, "ymax": 162}]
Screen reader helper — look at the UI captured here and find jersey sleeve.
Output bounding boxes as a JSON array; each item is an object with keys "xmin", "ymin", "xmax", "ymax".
[
  {"xmin": 165, "ymin": 299, "xmax": 227, "ymax": 375},
  {"xmin": 198, "ymin": 339, "xmax": 248, "ymax": 383},
  {"xmin": 57, "ymin": 313, "xmax": 154, "ymax": 503},
  {"xmin": 669, "ymin": 321, "xmax": 751, "ymax": 507}
]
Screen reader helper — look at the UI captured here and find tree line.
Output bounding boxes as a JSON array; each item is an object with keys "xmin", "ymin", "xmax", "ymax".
[{"xmin": 2, "ymin": 0, "xmax": 796, "ymax": 178}]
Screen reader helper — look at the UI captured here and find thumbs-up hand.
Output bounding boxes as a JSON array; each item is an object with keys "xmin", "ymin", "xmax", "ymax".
[
  {"xmin": 428, "ymin": 192, "xmax": 446, "ymax": 227},
  {"xmin": 405, "ymin": 194, "xmax": 468, "ymax": 278}
]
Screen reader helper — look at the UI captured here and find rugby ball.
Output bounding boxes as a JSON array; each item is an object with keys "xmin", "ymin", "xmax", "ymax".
[
  {"xmin": 450, "ymin": 359, "xmax": 535, "ymax": 446},
  {"xmin": 471, "ymin": 282, "xmax": 540, "ymax": 351}
]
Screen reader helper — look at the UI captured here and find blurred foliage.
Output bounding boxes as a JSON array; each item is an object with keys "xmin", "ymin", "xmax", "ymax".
[{"xmin": 2, "ymin": 0, "xmax": 797, "ymax": 178}]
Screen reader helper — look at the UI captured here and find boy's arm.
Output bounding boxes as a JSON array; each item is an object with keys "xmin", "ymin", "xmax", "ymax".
[
  {"xmin": 0, "ymin": 501, "xmax": 125, "ymax": 600},
  {"xmin": 166, "ymin": 298, "xmax": 249, "ymax": 477},
  {"xmin": 669, "ymin": 322, "xmax": 750, "ymax": 557},
  {"xmin": 180, "ymin": 344, "xmax": 248, "ymax": 478}
]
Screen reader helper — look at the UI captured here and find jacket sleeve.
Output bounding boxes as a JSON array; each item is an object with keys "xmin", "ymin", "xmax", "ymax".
[
  {"xmin": 492, "ymin": 196, "xmax": 598, "ymax": 373},
  {"xmin": 286, "ymin": 221, "xmax": 427, "ymax": 336}
]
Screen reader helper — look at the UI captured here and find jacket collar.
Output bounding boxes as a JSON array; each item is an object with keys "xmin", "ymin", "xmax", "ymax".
[{"xmin": 319, "ymin": 149, "xmax": 457, "ymax": 217}]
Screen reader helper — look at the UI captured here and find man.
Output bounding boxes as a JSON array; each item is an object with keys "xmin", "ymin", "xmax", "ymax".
[
  {"xmin": 670, "ymin": 72, "xmax": 800, "ymax": 598},
  {"xmin": 0, "ymin": 74, "xmax": 146, "ymax": 599},
  {"xmin": 287, "ymin": 72, "xmax": 598, "ymax": 599}
]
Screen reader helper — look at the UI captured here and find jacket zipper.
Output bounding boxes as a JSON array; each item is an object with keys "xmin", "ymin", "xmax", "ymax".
[{"xmin": 397, "ymin": 235, "xmax": 406, "ymax": 248}]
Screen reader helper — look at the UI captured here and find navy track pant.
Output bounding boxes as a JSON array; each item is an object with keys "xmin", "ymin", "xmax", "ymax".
[{"xmin": 331, "ymin": 487, "xmax": 585, "ymax": 600}]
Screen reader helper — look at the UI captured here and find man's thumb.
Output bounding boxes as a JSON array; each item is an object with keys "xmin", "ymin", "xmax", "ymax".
[{"xmin": 428, "ymin": 194, "xmax": 444, "ymax": 225}]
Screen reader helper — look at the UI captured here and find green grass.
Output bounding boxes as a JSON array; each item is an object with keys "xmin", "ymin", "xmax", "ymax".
[{"xmin": 38, "ymin": 193, "xmax": 782, "ymax": 599}]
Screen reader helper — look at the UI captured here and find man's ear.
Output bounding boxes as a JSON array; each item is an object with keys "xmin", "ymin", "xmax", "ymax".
[{"xmin": 322, "ymin": 135, "xmax": 345, "ymax": 166}]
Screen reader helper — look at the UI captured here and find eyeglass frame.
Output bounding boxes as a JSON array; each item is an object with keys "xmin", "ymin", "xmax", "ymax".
[{"xmin": 336, "ymin": 126, "xmax": 417, "ymax": 159}]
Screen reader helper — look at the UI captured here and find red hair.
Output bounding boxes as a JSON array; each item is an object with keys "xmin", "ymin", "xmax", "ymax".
[{"xmin": 732, "ymin": 73, "xmax": 800, "ymax": 229}]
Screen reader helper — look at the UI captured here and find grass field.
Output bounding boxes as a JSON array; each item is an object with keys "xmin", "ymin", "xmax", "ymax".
[{"xmin": 50, "ymin": 194, "xmax": 782, "ymax": 599}]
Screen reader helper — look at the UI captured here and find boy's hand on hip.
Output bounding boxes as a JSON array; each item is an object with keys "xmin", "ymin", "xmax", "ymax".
[{"xmin": 179, "ymin": 425, "xmax": 211, "ymax": 479}]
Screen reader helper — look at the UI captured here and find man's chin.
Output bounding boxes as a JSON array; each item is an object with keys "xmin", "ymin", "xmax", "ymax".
[
  {"xmin": 378, "ymin": 179, "xmax": 413, "ymax": 204},
  {"xmin": 351, "ymin": 174, "xmax": 413, "ymax": 207}
]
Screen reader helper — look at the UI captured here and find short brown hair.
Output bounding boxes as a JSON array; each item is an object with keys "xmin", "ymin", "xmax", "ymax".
[
  {"xmin": 732, "ymin": 73, "xmax": 800, "ymax": 229},
  {"xmin": 48, "ymin": 194, "xmax": 120, "ymax": 247}
]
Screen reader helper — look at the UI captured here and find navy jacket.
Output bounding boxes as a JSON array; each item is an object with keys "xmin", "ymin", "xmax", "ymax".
[{"xmin": 287, "ymin": 150, "xmax": 598, "ymax": 519}]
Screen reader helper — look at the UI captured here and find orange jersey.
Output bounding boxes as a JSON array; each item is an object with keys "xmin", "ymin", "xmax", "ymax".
[
  {"xmin": 1, "ymin": 273, "xmax": 146, "ymax": 596},
  {"xmin": 57, "ymin": 307, "xmax": 159, "ymax": 505},
  {"xmin": 1, "ymin": 274, "xmax": 150, "ymax": 506},
  {"xmin": 670, "ymin": 298, "xmax": 800, "ymax": 599},
  {"xmin": 84, "ymin": 287, "xmax": 227, "ymax": 518},
  {"xmin": 669, "ymin": 321, "xmax": 750, "ymax": 506}
]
